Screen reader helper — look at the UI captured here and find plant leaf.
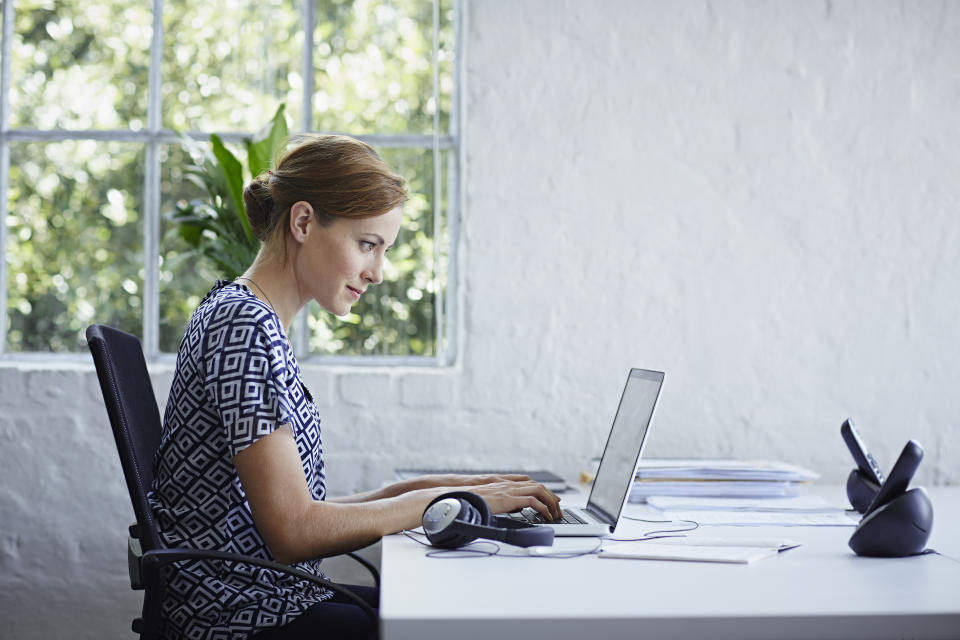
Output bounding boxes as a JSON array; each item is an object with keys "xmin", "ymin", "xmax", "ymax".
[
  {"xmin": 210, "ymin": 133, "xmax": 256, "ymax": 245},
  {"xmin": 246, "ymin": 103, "xmax": 289, "ymax": 178}
]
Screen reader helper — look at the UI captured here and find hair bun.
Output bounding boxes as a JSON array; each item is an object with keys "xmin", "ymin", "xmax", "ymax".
[{"xmin": 242, "ymin": 175, "xmax": 275, "ymax": 242}]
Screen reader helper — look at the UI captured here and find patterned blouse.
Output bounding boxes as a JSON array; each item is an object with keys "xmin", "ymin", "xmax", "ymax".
[{"xmin": 149, "ymin": 281, "xmax": 331, "ymax": 639}]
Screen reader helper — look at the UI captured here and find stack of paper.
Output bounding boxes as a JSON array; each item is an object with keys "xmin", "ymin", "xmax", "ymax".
[
  {"xmin": 645, "ymin": 495, "xmax": 858, "ymax": 526},
  {"xmin": 629, "ymin": 459, "xmax": 819, "ymax": 502}
]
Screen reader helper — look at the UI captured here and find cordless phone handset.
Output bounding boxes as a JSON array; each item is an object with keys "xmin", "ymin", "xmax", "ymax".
[
  {"xmin": 862, "ymin": 440, "xmax": 923, "ymax": 517},
  {"xmin": 840, "ymin": 418, "xmax": 885, "ymax": 486}
]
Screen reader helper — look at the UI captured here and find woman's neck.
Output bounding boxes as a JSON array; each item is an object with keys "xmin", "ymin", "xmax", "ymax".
[{"xmin": 238, "ymin": 254, "xmax": 302, "ymax": 334}]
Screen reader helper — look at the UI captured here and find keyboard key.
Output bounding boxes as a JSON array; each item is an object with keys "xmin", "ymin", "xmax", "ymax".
[{"xmin": 518, "ymin": 508, "xmax": 586, "ymax": 525}]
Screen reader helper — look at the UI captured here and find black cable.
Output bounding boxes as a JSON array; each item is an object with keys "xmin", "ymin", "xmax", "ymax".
[
  {"xmin": 621, "ymin": 516, "xmax": 700, "ymax": 537},
  {"xmin": 607, "ymin": 534, "xmax": 688, "ymax": 543},
  {"xmin": 622, "ymin": 516, "xmax": 673, "ymax": 523},
  {"xmin": 402, "ymin": 530, "xmax": 500, "ymax": 558},
  {"xmin": 403, "ymin": 530, "xmax": 601, "ymax": 558},
  {"xmin": 401, "ymin": 530, "xmax": 432, "ymax": 546},
  {"xmin": 426, "ymin": 542, "xmax": 501, "ymax": 558},
  {"xmin": 606, "ymin": 516, "xmax": 700, "ymax": 542},
  {"xmin": 922, "ymin": 548, "xmax": 960, "ymax": 564}
]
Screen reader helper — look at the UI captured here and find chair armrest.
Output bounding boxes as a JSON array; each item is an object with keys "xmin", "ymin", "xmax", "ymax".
[
  {"xmin": 140, "ymin": 547, "xmax": 377, "ymax": 624},
  {"xmin": 128, "ymin": 536, "xmax": 145, "ymax": 590},
  {"xmin": 345, "ymin": 551, "xmax": 380, "ymax": 588}
]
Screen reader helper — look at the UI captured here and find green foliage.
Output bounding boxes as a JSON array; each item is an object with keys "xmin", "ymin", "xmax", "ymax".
[
  {"xmin": 246, "ymin": 109, "xmax": 290, "ymax": 179},
  {"xmin": 165, "ymin": 105, "xmax": 289, "ymax": 279},
  {"xmin": 6, "ymin": 140, "xmax": 145, "ymax": 352},
  {"xmin": 5, "ymin": 0, "xmax": 453, "ymax": 357}
]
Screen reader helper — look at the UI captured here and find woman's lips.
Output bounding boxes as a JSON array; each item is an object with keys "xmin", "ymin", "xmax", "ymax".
[{"xmin": 347, "ymin": 286, "xmax": 363, "ymax": 300}]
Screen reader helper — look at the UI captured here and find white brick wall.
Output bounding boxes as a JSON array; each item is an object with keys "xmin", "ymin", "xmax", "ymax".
[{"xmin": 2, "ymin": 1, "xmax": 959, "ymax": 636}]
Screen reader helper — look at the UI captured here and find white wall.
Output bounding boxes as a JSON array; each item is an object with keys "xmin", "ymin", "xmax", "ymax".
[{"xmin": 2, "ymin": 1, "xmax": 958, "ymax": 636}]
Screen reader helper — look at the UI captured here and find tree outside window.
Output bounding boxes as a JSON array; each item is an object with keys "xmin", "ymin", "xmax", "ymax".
[{"xmin": 1, "ymin": 0, "xmax": 458, "ymax": 362}]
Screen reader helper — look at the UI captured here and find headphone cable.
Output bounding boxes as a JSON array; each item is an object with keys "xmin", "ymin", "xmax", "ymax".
[{"xmin": 402, "ymin": 530, "xmax": 501, "ymax": 558}]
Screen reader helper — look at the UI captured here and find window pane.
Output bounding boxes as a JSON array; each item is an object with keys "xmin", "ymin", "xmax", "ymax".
[
  {"xmin": 313, "ymin": 0, "xmax": 454, "ymax": 135},
  {"xmin": 307, "ymin": 146, "xmax": 447, "ymax": 357},
  {"xmin": 10, "ymin": 0, "xmax": 151, "ymax": 130},
  {"xmin": 6, "ymin": 141, "xmax": 145, "ymax": 352},
  {"xmin": 163, "ymin": 0, "xmax": 303, "ymax": 132},
  {"xmin": 2, "ymin": 1, "xmax": 457, "ymax": 360},
  {"xmin": 158, "ymin": 142, "xmax": 226, "ymax": 353}
]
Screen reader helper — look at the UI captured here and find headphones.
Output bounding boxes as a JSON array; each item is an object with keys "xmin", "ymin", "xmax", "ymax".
[{"xmin": 421, "ymin": 491, "xmax": 555, "ymax": 549}]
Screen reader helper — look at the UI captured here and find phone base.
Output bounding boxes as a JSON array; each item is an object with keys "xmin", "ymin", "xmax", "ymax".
[
  {"xmin": 849, "ymin": 487, "xmax": 934, "ymax": 557},
  {"xmin": 846, "ymin": 468, "xmax": 882, "ymax": 513}
]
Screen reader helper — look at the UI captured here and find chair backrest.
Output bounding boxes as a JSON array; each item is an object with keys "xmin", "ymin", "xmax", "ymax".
[{"xmin": 86, "ymin": 324, "xmax": 163, "ymax": 552}]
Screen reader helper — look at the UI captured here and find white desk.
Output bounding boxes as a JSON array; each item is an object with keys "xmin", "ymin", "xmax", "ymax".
[{"xmin": 380, "ymin": 486, "xmax": 960, "ymax": 640}]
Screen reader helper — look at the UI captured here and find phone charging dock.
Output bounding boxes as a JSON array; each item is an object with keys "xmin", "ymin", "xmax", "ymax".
[{"xmin": 848, "ymin": 487, "xmax": 933, "ymax": 557}]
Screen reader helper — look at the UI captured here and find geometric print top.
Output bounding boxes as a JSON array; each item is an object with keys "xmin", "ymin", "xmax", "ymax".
[{"xmin": 149, "ymin": 280, "xmax": 331, "ymax": 640}]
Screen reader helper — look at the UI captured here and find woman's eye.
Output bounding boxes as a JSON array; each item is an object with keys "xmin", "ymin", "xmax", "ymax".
[{"xmin": 360, "ymin": 241, "xmax": 375, "ymax": 252}]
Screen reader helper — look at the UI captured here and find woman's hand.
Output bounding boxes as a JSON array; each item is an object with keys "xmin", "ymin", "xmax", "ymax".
[
  {"xmin": 397, "ymin": 474, "xmax": 562, "ymax": 520},
  {"xmin": 460, "ymin": 480, "xmax": 563, "ymax": 521}
]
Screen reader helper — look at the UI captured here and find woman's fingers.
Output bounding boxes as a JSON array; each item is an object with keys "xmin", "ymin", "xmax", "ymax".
[
  {"xmin": 469, "ymin": 481, "xmax": 562, "ymax": 520},
  {"xmin": 419, "ymin": 476, "xmax": 563, "ymax": 520}
]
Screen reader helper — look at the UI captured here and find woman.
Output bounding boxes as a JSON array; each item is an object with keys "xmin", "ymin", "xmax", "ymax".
[{"xmin": 150, "ymin": 134, "xmax": 561, "ymax": 639}]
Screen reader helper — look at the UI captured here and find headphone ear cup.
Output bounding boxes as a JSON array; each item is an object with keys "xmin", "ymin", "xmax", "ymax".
[
  {"xmin": 455, "ymin": 491, "xmax": 492, "ymax": 526},
  {"xmin": 422, "ymin": 491, "xmax": 491, "ymax": 549}
]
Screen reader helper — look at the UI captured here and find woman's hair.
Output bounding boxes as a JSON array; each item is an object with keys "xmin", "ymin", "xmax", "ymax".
[{"xmin": 242, "ymin": 134, "xmax": 407, "ymax": 244}]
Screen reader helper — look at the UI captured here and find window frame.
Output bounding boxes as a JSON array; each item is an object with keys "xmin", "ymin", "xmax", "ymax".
[{"xmin": 0, "ymin": 0, "xmax": 463, "ymax": 367}]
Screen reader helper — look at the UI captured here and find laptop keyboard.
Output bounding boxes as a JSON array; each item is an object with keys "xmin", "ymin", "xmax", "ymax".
[{"xmin": 506, "ymin": 508, "xmax": 588, "ymax": 525}]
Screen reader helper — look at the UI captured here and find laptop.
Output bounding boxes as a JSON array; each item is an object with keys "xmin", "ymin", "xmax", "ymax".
[{"xmin": 505, "ymin": 367, "xmax": 665, "ymax": 537}]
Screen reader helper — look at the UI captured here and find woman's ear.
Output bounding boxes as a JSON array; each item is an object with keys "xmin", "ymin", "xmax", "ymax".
[{"xmin": 289, "ymin": 201, "xmax": 314, "ymax": 244}]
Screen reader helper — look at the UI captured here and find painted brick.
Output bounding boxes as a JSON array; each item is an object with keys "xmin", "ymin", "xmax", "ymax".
[
  {"xmin": 0, "ymin": 367, "xmax": 25, "ymax": 408},
  {"xmin": 338, "ymin": 373, "xmax": 394, "ymax": 407},
  {"xmin": 301, "ymin": 370, "xmax": 336, "ymax": 408},
  {"xmin": 26, "ymin": 370, "xmax": 83, "ymax": 409},
  {"xmin": 400, "ymin": 374, "xmax": 455, "ymax": 408}
]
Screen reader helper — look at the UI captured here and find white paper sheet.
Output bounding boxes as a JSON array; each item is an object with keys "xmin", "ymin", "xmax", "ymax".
[
  {"xmin": 600, "ymin": 542, "xmax": 781, "ymax": 564},
  {"xmin": 646, "ymin": 495, "xmax": 843, "ymax": 512},
  {"xmin": 662, "ymin": 510, "xmax": 859, "ymax": 526}
]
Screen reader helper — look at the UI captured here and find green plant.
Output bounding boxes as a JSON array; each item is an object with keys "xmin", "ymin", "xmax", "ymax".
[{"xmin": 165, "ymin": 104, "xmax": 289, "ymax": 278}]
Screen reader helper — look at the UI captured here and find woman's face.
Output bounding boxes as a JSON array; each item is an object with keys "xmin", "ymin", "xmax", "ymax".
[{"xmin": 295, "ymin": 206, "xmax": 403, "ymax": 317}]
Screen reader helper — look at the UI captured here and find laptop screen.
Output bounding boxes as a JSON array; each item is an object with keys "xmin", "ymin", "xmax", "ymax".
[{"xmin": 586, "ymin": 368, "xmax": 664, "ymax": 526}]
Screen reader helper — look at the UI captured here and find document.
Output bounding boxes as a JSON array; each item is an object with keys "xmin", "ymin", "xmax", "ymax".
[
  {"xmin": 646, "ymin": 495, "xmax": 844, "ymax": 512},
  {"xmin": 646, "ymin": 536, "xmax": 802, "ymax": 551},
  {"xmin": 600, "ymin": 541, "xmax": 781, "ymax": 564},
  {"xmin": 626, "ymin": 458, "xmax": 820, "ymax": 501},
  {"xmin": 635, "ymin": 459, "xmax": 820, "ymax": 482},
  {"xmin": 661, "ymin": 510, "xmax": 859, "ymax": 526},
  {"xmin": 629, "ymin": 480, "xmax": 799, "ymax": 500}
]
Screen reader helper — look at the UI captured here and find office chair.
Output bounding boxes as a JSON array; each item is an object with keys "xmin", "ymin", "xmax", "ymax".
[{"xmin": 86, "ymin": 324, "xmax": 378, "ymax": 639}]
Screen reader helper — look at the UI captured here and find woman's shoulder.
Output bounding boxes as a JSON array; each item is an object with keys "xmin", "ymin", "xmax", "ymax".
[{"xmin": 192, "ymin": 280, "xmax": 287, "ymax": 347}]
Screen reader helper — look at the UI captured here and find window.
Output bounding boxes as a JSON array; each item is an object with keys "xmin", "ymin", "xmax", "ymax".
[{"xmin": 0, "ymin": 0, "xmax": 460, "ymax": 364}]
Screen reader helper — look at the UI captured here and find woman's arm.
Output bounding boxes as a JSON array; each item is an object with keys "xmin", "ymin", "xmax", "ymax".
[
  {"xmin": 235, "ymin": 425, "xmax": 561, "ymax": 564},
  {"xmin": 327, "ymin": 473, "xmax": 547, "ymax": 503}
]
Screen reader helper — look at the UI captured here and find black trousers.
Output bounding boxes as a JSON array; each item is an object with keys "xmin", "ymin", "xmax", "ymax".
[{"xmin": 252, "ymin": 584, "xmax": 379, "ymax": 639}]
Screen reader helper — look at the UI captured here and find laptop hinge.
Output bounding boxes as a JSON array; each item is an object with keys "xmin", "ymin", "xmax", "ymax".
[{"xmin": 583, "ymin": 504, "xmax": 617, "ymax": 527}]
